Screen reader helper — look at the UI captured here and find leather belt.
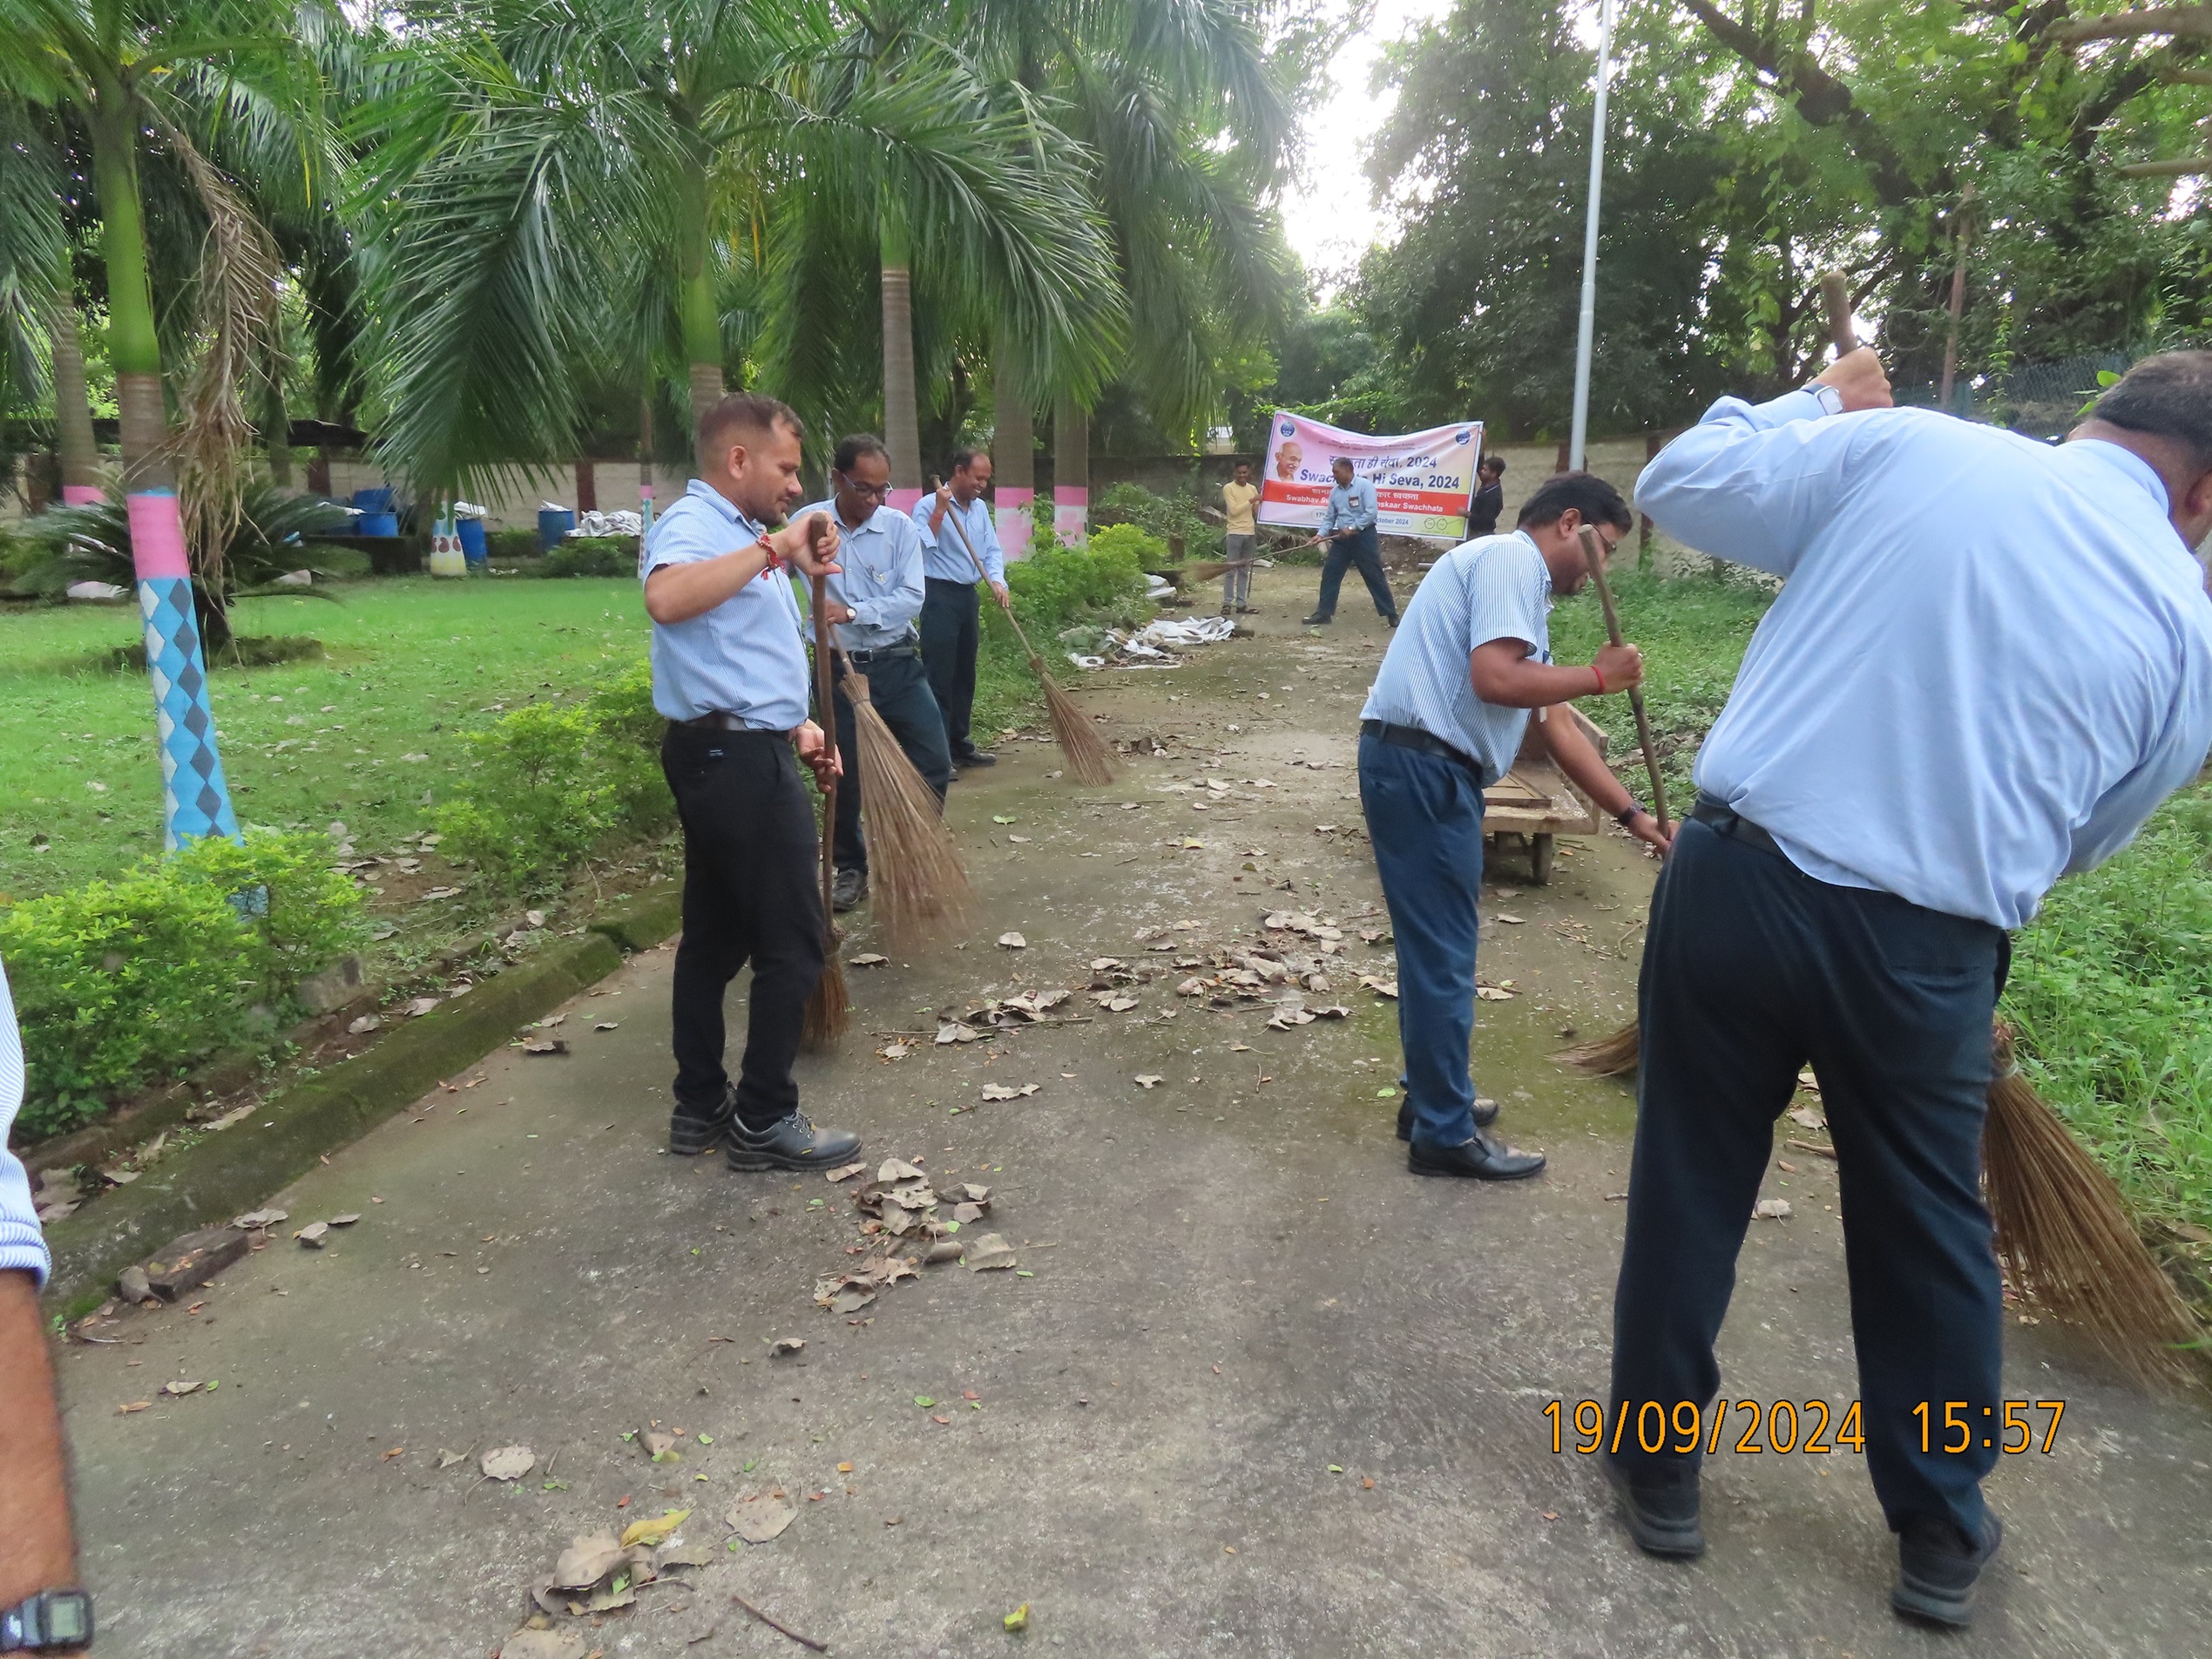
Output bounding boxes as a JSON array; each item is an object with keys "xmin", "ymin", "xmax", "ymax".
[
  {"xmin": 1361, "ymin": 719, "xmax": 1485, "ymax": 783},
  {"xmin": 1690, "ymin": 795, "xmax": 1782, "ymax": 856},
  {"xmin": 676, "ymin": 714, "xmax": 788, "ymax": 735},
  {"xmin": 848, "ymin": 644, "xmax": 917, "ymax": 665}
]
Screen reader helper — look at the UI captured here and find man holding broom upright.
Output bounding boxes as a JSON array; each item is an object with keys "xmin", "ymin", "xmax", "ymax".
[
  {"xmin": 640, "ymin": 392, "xmax": 863, "ymax": 1174},
  {"xmin": 794, "ymin": 434, "xmax": 953, "ymax": 913},
  {"xmin": 915, "ymin": 449, "xmax": 1012, "ymax": 772},
  {"xmin": 1359, "ymin": 471, "xmax": 1668, "ymax": 1180},
  {"xmin": 1607, "ymin": 349, "xmax": 2212, "ymax": 1626}
]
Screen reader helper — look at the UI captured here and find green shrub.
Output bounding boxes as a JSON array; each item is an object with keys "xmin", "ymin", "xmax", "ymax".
[
  {"xmin": 1093, "ymin": 481, "xmax": 1211, "ymax": 550},
  {"xmin": 0, "ymin": 830, "xmax": 363, "ymax": 1140},
  {"xmin": 435, "ymin": 661, "xmax": 672, "ymax": 892},
  {"xmin": 542, "ymin": 536, "xmax": 637, "ymax": 579},
  {"xmin": 487, "ymin": 526, "xmax": 541, "ymax": 562},
  {"xmin": 1006, "ymin": 525, "xmax": 1154, "ymax": 635}
]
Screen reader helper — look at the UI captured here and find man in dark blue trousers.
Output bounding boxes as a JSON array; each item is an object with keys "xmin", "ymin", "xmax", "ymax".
[
  {"xmin": 1615, "ymin": 349, "xmax": 2212, "ymax": 1627},
  {"xmin": 1358, "ymin": 471, "xmax": 1666, "ymax": 1180}
]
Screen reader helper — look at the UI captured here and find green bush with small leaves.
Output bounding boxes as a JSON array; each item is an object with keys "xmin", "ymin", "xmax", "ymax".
[
  {"xmin": 1005, "ymin": 525, "xmax": 1154, "ymax": 635},
  {"xmin": 434, "ymin": 660, "xmax": 671, "ymax": 892},
  {"xmin": 0, "ymin": 830, "xmax": 364, "ymax": 1141},
  {"xmin": 541, "ymin": 536, "xmax": 638, "ymax": 579}
]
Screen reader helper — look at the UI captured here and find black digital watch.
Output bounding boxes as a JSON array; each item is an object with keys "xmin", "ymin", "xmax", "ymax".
[{"xmin": 0, "ymin": 1588, "xmax": 93, "ymax": 1651}]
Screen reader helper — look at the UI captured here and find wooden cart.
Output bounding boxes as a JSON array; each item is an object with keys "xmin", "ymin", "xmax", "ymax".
[{"xmin": 1483, "ymin": 705, "xmax": 1611, "ymax": 884}]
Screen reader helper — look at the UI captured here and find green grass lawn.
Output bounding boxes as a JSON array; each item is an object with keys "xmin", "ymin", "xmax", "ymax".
[{"xmin": 2, "ymin": 576, "xmax": 652, "ymax": 900}]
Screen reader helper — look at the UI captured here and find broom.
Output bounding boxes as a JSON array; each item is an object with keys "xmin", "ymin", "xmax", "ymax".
[
  {"xmin": 836, "ymin": 647, "xmax": 973, "ymax": 950},
  {"xmin": 1575, "ymin": 523, "xmax": 1670, "ymax": 837},
  {"xmin": 801, "ymin": 566, "xmax": 848, "ymax": 1050},
  {"xmin": 937, "ymin": 491, "xmax": 1116, "ymax": 786},
  {"xmin": 1559, "ymin": 273, "xmax": 2207, "ymax": 1385}
]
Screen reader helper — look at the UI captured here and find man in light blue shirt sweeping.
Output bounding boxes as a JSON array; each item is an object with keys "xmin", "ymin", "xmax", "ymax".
[
  {"xmin": 1303, "ymin": 456, "xmax": 1398, "ymax": 626},
  {"xmin": 1606, "ymin": 348, "xmax": 2212, "ymax": 1629},
  {"xmin": 1359, "ymin": 471, "xmax": 1666, "ymax": 1181},
  {"xmin": 914, "ymin": 449, "xmax": 1011, "ymax": 769},
  {"xmin": 642, "ymin": 392, "xmax": 862, "ymax": 1175},
  {"xmin": 795, "ymin": 434, "xmax": 952, "ymax": 912}
]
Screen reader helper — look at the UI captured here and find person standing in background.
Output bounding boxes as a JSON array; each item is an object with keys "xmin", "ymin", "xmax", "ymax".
[
  {"xmin": 0, "ymin": 956, "xmax": 95, "ymax": 1654},
  {"xmin": 1304, "ymin": 457, "xmax": 1398, "ymax": 627},
  {"xmin": 915, "ymin": 450, "xmax": 1011, "ymax": 771},
  {"xmin": 1467, "ymin": 455, "xmax": 1506, "ymax": 537},
  {"xmin": 1220, "ymin": 460, "xmax": 1262, "ymax": 616}
]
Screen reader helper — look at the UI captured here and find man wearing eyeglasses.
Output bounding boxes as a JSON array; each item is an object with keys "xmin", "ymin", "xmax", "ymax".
[
  {"xmin": 1358, "ymin": 471, "xmax": 1667, "ymax": 1182},
  {"xmin": 795, "ymin": 434, "xmax": 952, "ymax": 913}
]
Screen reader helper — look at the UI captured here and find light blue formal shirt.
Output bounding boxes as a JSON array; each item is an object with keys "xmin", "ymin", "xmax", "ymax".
[
  {"xmin": 1362, "ymin": 530, "xmax": 1553, "ymax": 784},
  {"xmin": 913, "ymin": 492, "xmax": 1005, "ymax": 586},
  {"xmin": 641, "ymin": 479, "xmax": 811, "ymax": 728},
  {"xmin": 1640, "ymin": 388, "xmax": 2212, "ymax": 929},
  {"xmin": 1321, "ymin": 475, "xmax": 1380, "ymax": 538},
  {"xmin": 795, "ymin": 498, "xmax": 925, "ymax": 653},
  {"xmin": 0, "ymin": 956, "xmax": 48, "ymax": 1287}
]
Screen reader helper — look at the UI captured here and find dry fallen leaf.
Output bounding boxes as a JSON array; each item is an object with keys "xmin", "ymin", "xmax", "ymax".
[
  {"xmin": 851, "ymin": 953, "xmax": 890, "ymax": 967},
  {"xmin": 328, "ymin": 1213, "xmax": 361, "ymax": 1228},
  {"xmin": 997, "ymin": 931, "xmax": 1027, "ymax": 950},
  {"xmin": 161, "ymin": 1380, "xmax": 201, "ymax": 1397},
  {"xmin": 878, "ymin": 1158, "xmax": 925, "ymax": 1183},
  {"xmin": 294, "ymin": 1222, "xmax": 329, "ymax": 1248},
  {"xmin": 498, "ymin": 1629, "xmax": 585, "ymax": 1659},
  {"xmin": 480, "ymin": 1445, "xmax": 536, "ymax": 1481},
  {"xmin": 1753, "ymin": 1198, "xmax": 1793, "ymax": 1221},
  {"xmin": 520, "ymin": 1038, "xmax": 569, "ymax": 1056},
  {"xmin": 1133, "ymin": 1074, "xmax": 1164, "ymax": 1089},
  {"xmin": 552, "ymin": 1531, "xmax": 627, "ymax": 1590},
  {"xmin": 962, "ymin": 1232, "xmax": 1018, "ymax": 1271},
  {"xmin": 117, "ymin": 1400, "xmax": 151, "ymax": 1414},
  {"xmin": 233, "ymin": 1208, "xmax": 288, "ymax": 1229},
  {"xmin": 825, "ymin": 1162, "xmax": 868, "ymax": 1183},
  {"xmin": 435, "ymin": 1448, "xmax": 468, "ymax": 1469},
  {"xmin": 727, "ymin": 1494, "xmax": 798, "ymax": 1544},
  {"xmin": 619, "ymin": 1507, "xmax": 692, "ymax": 1549},
  {"xmin": 769, "ymin": 1337, "xmax": 804, "ymax": 1357}
]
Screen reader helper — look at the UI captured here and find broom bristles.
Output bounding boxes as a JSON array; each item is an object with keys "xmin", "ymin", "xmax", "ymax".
[
  {"xmin": 845, "ymin": 671, "xmax": 972, "ymax": 951},
  {"xmin": 1559, "ymin": 1019, "xmax": 1642, "ymax": 1077},
  {"xmin": 1033, "ymin": 656, "xmax": 1115, "ymax": 785},
  {"xmin": 802, "ymin": 952, "xmax": 848, "ymax": 1050},
  {"xmin": 1984, "ymin": 1023, "xmax": 2201, "ymax": 1388}
]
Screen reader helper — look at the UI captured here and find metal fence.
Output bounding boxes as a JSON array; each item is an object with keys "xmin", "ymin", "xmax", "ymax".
[{"xmin": 1893, "ymin": 351, "xmax": 2141, "ymax": 437}]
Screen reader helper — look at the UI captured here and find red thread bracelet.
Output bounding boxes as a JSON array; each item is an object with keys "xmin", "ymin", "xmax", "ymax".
[
  {"xmin": 757, "ymin": 535, "xmax": 784, "ymax": 575},
  {"xmin": 1591, "ymin": 664, "xmax": 1607, "ymax": 695}
]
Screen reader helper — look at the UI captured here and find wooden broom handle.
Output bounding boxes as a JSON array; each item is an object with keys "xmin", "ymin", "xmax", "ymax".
[
  {"xmin": 1818, "ymin": 269, "xmax": 1857, "ymax": 356},
  {"xmin": 1576, "ymin": 524, "xmax": 1669, "ymax": 836},
  {"xmin": 932, "ymin": 479, "xmax": 1041, "ymax": 660},
  {"xmin": 809, "ymin": 570, "xmax": 837, "ymax": 921}
]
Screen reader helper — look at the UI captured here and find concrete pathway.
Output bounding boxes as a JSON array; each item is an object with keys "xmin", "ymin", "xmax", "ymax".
[{"xmin": 56, "ymin": 570, "xmax": 2212, "ymax": 1656}]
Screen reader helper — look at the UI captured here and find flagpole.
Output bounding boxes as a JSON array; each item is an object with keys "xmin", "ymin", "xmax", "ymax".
[{"xmin": 1568, "ymin": 0, "xmax": 1618, "ymax": 472}]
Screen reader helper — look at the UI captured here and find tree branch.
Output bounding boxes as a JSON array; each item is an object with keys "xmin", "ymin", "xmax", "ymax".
[
  {"xmin": 2113, "ymin": 154, "xmax": 2212, "ymax": 173},
  {"xmin": 2052, "ymin": 6, "xmax": 2212, "ymax": 46}
]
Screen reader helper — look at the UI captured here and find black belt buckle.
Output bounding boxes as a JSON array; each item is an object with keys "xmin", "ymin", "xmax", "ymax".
[{"xmin": 1692, "ymin": 795, "xmax": 1780, "ymax": 856}]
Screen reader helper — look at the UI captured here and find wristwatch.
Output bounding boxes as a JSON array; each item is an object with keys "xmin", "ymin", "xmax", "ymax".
[
  {"xmin": 1808, "ymin": 383, "xmax": 1845, "ymax": 417},
  {"xmin": 0, "ymin": 1589, "xmax": 92, "ymax": 1651},
  {"xmin": 1615, "ymin": 802, "xmax": 1647, "ymax": 826}
]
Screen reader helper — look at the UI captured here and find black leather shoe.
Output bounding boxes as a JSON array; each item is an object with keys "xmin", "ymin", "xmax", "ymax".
[
  {"xmin": 1397, "ymin": 1096, "xmax": 1498, "ymax": 1140},
  {"xmin": 1385, "ymin": 613, "xmax": 1400, "ymax": 628},
  {"xmin": 952, "ymin": 747, "xmax": 997, "ymax": 768},
  {"xmin": 727, "ymin": 1109, "xmax": 862, "ymax": 1173},
  {"xmin": 668, "ymin": 1090, "xmax": 734, "ymax": 1155},
  {"xmin": 831, "ymin": 866, "xmax": 868, "ymax": 912},
  {"xmin": 1407, "ymin": 1126, "xmax": 1544, "ymax": 1180},
  {"xmin": 1892, "ymin": 1513, "xmax": 2003, "ymax": 1628},
  {"xmin": 1604, "ymin": 1455, "xmax": 1706, "ymax": 1558},
  {"xmin": 1301, "ymin": 612, "xmax": 1332, "ymax": 626}
]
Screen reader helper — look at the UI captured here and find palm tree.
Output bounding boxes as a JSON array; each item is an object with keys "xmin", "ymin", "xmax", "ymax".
[
  {"xmin": 1, "ymin": 0, "xmax": 327, "ymax": 848},
  {"xmin": 355, "ymin": 0, "xmax": 1119, "ymax": 504}
]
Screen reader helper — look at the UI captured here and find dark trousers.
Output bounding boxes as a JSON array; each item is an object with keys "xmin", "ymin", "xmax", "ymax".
[
  {"xmin": 1357, "ymin": 732, "xmax": 1486, "ymax": 1147},
  {"xmin": 830, "ymin": 649, "xmax": 953, "ymax": 872},
  {"xmin": 1609, "ymin": 810, "xmax": 2006, "ymax": 1538},
  {"xmin": 1315, "ymin": 526, "xmax": 1396, "ymax": 620},
  {"xmin": 660, "ymin": 725, "xmax": 825, "ymax": 1132},
  {"xmin": 920, "ymin": 578, "xmax": 982, "ymax": 755}
]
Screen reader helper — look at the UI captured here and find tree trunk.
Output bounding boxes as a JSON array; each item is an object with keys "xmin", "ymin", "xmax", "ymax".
[
  {"xmin": 263, "ymin": 376, "xmax": 293, "ymax": 489},
  {"xmin": 91, "ymin": 85, "xmax": 239, "ymax": 850},
  {"xmin": 1053, "ymin": 395, "xmax": 1088, "ymax": 542},
  {"xmin": 51, "ymin": 301, "xmax": 101, "ymax": 504},
  {"xmin": 991, "ymin": 344, "xmax": 1034, "ymax": 561},
  {"xmin": 881, "ymin": 206, "xmax": 922, "ymax": 508},
  {"xmin": 576, "ymin": 457, "xmax": 598, "ymax": 513},
  {"xmin": 639, "ymin": 394, "xmax": 657, "ymax": 532},
  {"xmin": 676, "ymin": 158, "xmax": 724, "ymax": 439}
]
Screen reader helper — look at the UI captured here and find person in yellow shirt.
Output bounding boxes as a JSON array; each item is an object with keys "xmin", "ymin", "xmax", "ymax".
[{"xmin": 1220, "ymin": 461, "xmax": 1262, "ymax": 616}]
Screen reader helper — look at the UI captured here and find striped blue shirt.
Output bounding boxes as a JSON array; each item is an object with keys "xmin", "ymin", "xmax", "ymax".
[
  {"xmin": 641, "ymin": 479, "xmax": 811, "ymax": 728},
  {"xmin": 914, "ymin": 493, "xmax": 1005, "ymax": 585},
  {"xmin": 1361, "ymin": 530, "xmax": 1553, "ymax": 783},
  {"xmin": 0, "ymin": 956, "xmax": 49, "ymax": 1287},
  {"xmin": 1321, "ymin": 475, "xmax": 1379, "ymax": 537},
  {"xmin": 1640, "ymin": 388, "xmax": 2212, "ymax": 929},
  {"xmin": 795, "ymin": 498, "xmax": 925, "ymax": 653}
]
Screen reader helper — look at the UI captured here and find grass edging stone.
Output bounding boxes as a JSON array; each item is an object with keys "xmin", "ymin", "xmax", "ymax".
[
  {"xmin": 585, "ymin": 885, "xmax": 684, "ymax": 954},
  {"xmin": 41, "ymin": 931, "xmax": 622, "ymax": 1316}
]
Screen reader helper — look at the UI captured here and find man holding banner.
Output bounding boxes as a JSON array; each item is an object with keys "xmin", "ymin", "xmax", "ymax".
[{"xmin": 1304, "ymin": 457, "xmax": 1398, "ymax": 627}]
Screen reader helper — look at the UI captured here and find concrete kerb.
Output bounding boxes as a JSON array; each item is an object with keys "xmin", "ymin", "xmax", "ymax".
[{"xmin": 41, "ymin": 930, "xmax": 629, "ymax": 1317}]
